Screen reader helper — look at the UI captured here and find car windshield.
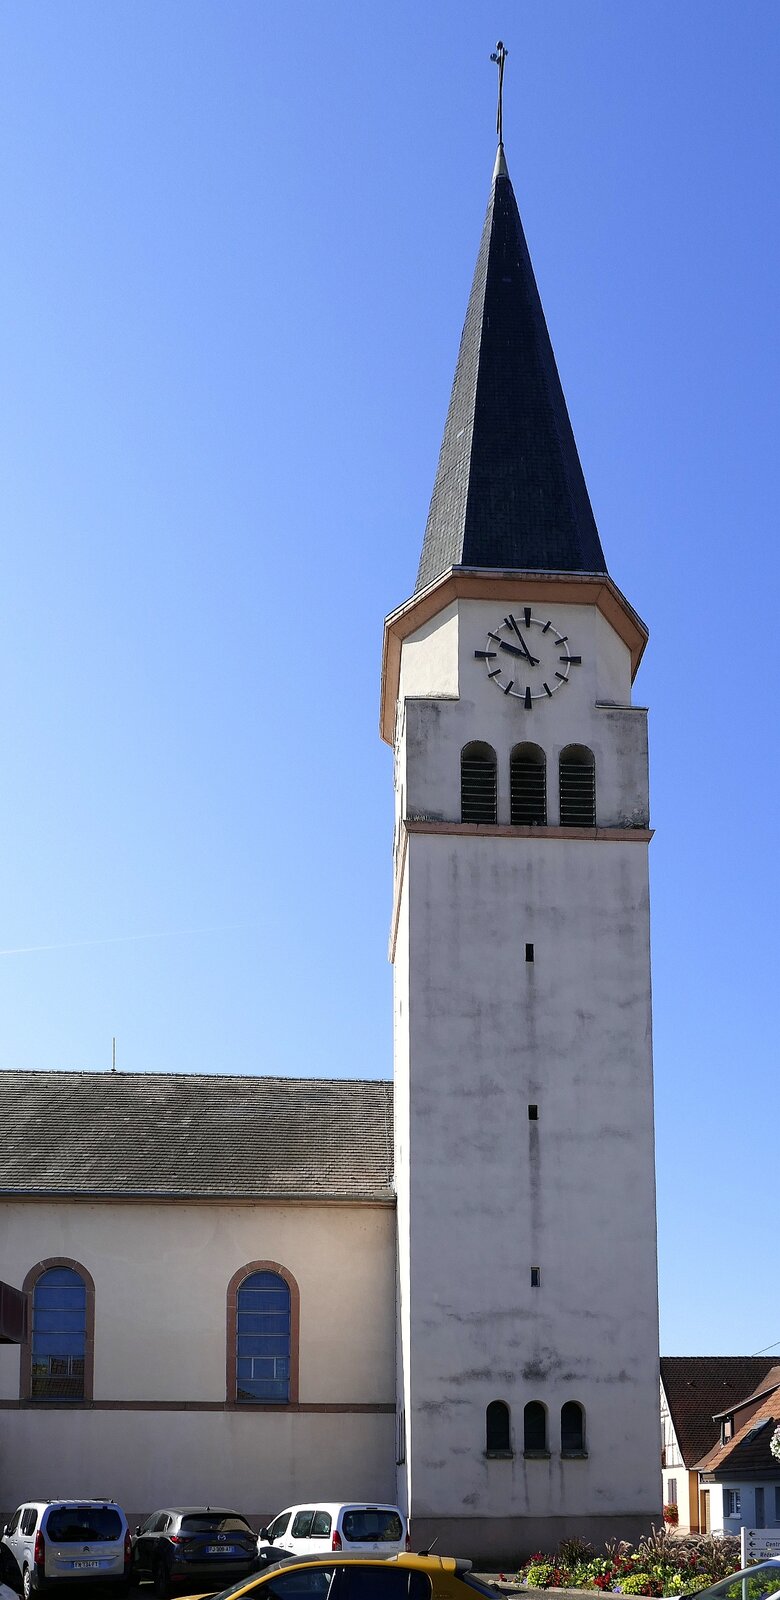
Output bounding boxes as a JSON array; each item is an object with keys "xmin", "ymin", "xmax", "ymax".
[
  {"xmin": 46, "ymin": 1508, "xmax": 123, "ymax": 1543},
  {"xmin": 181, "ymin": 1515, "xmax": 253, "ymax": 1535},
  {"xmin": 342, "ymin": 1511, "xmax": 403, "ymax": 1542},
  {"xmin": 692, "ymin": 1568, "xmax": 780, "ymax": 1600}
]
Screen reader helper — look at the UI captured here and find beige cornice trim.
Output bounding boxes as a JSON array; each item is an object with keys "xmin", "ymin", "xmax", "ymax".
[
  {"xmin": 405, "ymin": 821, "xmax": 653, "ymax": 843},
  {"xmin": 0, "ymin": 1399, "xmax": 396, "ymax": 1414},
  {"xmin": 380, "ymin": 568, "xmax": 648, "ymax": 745},
  {"xmin": 0, "ymin": 1192, "xmax": 395, "ymax": 1209}
]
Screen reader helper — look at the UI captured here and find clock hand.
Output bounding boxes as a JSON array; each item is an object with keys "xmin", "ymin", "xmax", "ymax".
[
  {"xmin": 500, "ymin": 640, "xmax": 540, "ymax": 665},
  {"xmin": 506, "ymin": 615, "xmax": 536, "ymax": 664}
]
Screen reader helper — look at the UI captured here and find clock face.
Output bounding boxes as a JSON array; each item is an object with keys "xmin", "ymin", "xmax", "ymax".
[{"xmin": 474, "ymin": 609, "xmax": 582, "ymax": 706}]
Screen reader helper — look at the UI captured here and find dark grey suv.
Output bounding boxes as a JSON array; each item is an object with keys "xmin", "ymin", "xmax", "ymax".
[{"xmin": 130, "ymin": 1507, "xmax": 258, "ymax": 1597}]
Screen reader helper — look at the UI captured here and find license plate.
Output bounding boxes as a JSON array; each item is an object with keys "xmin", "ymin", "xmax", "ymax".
[
  {"xmin": 207, "ymin": 1546, "xmax": 237, "ymax": 1555},
  {"xmin": 72, "ymin": 1561, "xmax": 101, "ymax": 1569}
]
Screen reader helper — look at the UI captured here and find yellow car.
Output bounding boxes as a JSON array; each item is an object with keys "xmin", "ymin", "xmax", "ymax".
[{"xmin": 183, "ymin": 1550, "xmax": 502, "ymax": 1600}]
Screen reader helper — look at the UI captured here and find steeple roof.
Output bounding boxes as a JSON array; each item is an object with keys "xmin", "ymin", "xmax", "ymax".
[{"xmin": 416, "ymin": 145, "xmax": 608, "ymax": 592}]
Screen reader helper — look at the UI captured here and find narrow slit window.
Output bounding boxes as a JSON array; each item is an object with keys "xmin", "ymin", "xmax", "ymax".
[
  {"xmin": 525, "ymin": 943, "xmax": 534, "ymax": 963},
  {"xmin": 528, "ymin": 1104, "xmax": 538, "ymax": 1121},
  {"xmin": 530, "ymin": 1266, "xmax": 541, "ymax": 1287},
  {"xmin": 510, "ymin": 744, "xmax": 546, "ymax": 825},
  {"xmin": 559, "ymin": 745, "xmax": 596, "ymax": 827}
]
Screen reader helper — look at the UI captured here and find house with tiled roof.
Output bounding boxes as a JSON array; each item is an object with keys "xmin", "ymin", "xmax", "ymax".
[{"xmin": 661, "ymin": 1358, "xmax": 780, "ymax": 1534}]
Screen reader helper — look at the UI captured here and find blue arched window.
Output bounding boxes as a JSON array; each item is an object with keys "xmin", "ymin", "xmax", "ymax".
[
  {"xmin": 31, "ymin": 1266, "xmax": 86, "ymax": 1401},
  {"xmin": 236, "ymin": 1270, "xmax": 291, "ymax": 1403}
]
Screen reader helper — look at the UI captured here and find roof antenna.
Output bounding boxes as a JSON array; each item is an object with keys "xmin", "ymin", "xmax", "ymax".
[
  {"xmin": 111, "ymin": 1037, "xmax": 117, "ymax": 1073},
  {"xmin": 490, "ymin": 40, "xmax": 508, "ymax": 147}
]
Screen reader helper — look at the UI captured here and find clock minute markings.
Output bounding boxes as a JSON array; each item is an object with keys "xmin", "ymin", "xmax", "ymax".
[
  {"xmin": 474, "ymin": 650, "xmax": 497, "ymax": 660},
  {"xmin": 560, "ymin": 655, "xmax": 581, "ymax": 665},
  {"xmin": 524, "ymin": 688, "xmax": 533, "ymax": 709}
]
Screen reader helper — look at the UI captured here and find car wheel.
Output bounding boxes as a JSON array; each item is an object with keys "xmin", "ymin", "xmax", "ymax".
[
  {"xmin": 22, "ymin": 1567, "xmax": 34, "ymax": 1600},
  {"xmin": 153, "ymin": 1561, "xmax": 171, "ymax": 1599}
]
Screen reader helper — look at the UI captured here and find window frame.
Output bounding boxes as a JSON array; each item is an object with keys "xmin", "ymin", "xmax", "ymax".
[
  {"xmin": 20, "ymin": 1258, "xmax": 95, "ymax": 1405},
  {"xmin": 725, "ymin": 1488, "xmax": 741, "ymax": 1519},
  {"xmin": 226, "ymin": 1260, "xmax": 300, "ymax": 1406}
]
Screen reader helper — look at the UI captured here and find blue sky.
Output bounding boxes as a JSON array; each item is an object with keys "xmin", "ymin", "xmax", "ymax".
[{"xmin": 0, "ymin": 2, "xmax": 778, "ymax": 1356}]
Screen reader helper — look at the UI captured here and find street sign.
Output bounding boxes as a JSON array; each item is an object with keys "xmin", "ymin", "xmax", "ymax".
[{"xmin": 741, "ymin": 1528, "xmax": 780, "ymax": 1564}]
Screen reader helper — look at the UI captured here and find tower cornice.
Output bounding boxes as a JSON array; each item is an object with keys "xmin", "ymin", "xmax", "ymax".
[{"xmin": 380, "ymin": 567, "xmax": 648, "ymax": 744}]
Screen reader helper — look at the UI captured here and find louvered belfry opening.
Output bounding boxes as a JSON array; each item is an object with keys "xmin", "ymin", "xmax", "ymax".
[
  {"xmin": 461, "ymin": 742, "xmax": 497, "ymax": 824},
  {"xmin": 559, "ymin": 745, "xmax": 596, "ymax": 827},
  {"xmin": 510, "ymin": 743, "xmax": 546, "ymax": 826}
]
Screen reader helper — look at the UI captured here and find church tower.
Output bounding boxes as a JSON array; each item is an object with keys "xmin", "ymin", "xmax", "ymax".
[{"xmin": 382, "ymin": 71, "xmax": 661, "ymax": 1559}]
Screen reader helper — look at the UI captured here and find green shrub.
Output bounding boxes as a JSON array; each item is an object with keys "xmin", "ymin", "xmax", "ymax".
[
  {"xmin": 526, "ymin": 1563, "xmax": 555, "ymax": 1588},
  {"xmin": 620, "ymin": 1574, "xmax": 653, "ymax": 1594},
  {"xmin": 675, "ymin": 1577, "xmax": 714, "ymax": 1595}
]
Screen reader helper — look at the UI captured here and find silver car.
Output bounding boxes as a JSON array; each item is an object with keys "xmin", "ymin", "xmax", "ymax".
[{"xmin": 1, "ymin": 1501, "xmax": 130, "ymax": 1597}]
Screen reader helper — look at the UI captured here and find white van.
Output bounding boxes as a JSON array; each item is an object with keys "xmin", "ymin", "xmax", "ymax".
[
  {"xmin": 257, "ymin": 1504, "xmax": 408, "ymax": 1562},
  {"xmin": 1, "ymin": 1502, "xmax": 130, "ymax": 1597}
]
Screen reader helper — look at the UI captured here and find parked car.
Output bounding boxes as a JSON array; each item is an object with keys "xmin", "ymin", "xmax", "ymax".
[
  {"xmin": 0, "ymin": 1500, "xmax": 131, "ymax": 1597},
  {"xmin": 669, "ymin": 1564, "xmax": 780, "ymax": 1600},
  {"xmin": 256, "ymin": 1505, "xmax": 409, "ymax": 1564},
  {"xmin": 130, "ymin": 1506, "xmax": 259, "ymax": 1597},
  {"xmin": 190, "ymin": 1551, "xmax": 500, "ymax": 1600}
]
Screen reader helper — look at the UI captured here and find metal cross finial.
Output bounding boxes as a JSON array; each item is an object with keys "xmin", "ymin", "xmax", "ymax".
[{"xmin": 490, "ymin": 40, "xmax": 508, "ymax": 145}]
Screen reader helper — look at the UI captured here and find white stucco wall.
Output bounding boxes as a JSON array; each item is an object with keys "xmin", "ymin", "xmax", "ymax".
[
  {"xmin": 0, "ymin": 1198, "xmax": 396, "ymax": 1519},
  {"xmin": 392, "ymin": 591, "xmax": 660, "ymax": 1551}
]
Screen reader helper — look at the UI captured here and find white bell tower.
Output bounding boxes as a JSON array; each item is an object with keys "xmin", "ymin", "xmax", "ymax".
[{"xmin": 383, "ymin": 132, "xmax": 661, "ymax": 1561}]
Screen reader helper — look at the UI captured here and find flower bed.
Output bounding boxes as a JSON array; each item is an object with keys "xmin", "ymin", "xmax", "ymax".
[{"xmin": 514, "ymin": 1531, "xmax": 741, "ymax": 1597}]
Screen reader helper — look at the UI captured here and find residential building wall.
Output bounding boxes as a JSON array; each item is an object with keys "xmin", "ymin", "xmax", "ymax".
[{"xmin": 0, "ymin": 1197, "xmax": 396, "ymax": 1521}]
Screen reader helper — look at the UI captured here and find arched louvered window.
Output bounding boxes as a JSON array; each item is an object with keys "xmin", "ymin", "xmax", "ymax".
[
  {"xmin": 561, "ymin": 1400, "xmax": 586, "ymax": 1454},
  {"xmin": 559, "ymin": 745, "xmax": 596, "ymax": 827},
  {"xmin": 524, "ymin": 1400, "xmax": 548, "ymax": 1453},
  {"xmin": 486, "ymin": 1400, "xmax": 512, "ymax": 1455},
  {"xmin": 236, "ymin": 1270, "xmax": 291, "ymax": 1402},
  {"xmin": 31, "ymin": 1266, "xmax": 87, "ymax": 1401},
  {"xmin": 510, "ymin": 744, "xmax": 546, "ymax": 826},
  {"xmin": 461, "ymin": 742, "xmax": 497, "ymax": 824}
]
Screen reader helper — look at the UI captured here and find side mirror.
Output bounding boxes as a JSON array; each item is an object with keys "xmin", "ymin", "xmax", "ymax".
[
  {"xmin": 135, "ymin": 1527, "xmax": 141, "ymax": 1537},
  {"xmin": 259, "ymin": 1528, "xmax": 271, "ymax": 1542}
]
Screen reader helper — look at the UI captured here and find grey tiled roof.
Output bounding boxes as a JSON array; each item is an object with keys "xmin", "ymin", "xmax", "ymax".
[
  {"xmin": 0, "ymin": 1070, "xmax": 394, "ymax": 1201},
  {"xmin": 416, "ymin": 146, "xmax": 608, "ymax": 593}
]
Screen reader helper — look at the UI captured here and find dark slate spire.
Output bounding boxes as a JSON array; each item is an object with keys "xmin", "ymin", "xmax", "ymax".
[{"xmin": 415, "ymin": 144, "xmax": 608, "ymax": 592}]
